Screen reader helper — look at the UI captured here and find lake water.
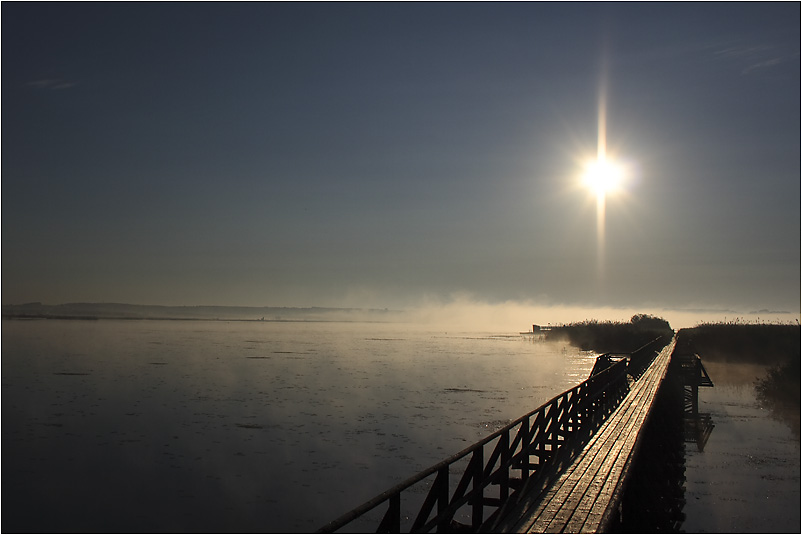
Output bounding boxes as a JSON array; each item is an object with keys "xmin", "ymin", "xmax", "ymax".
[
  {"xmin": 681, "ymin": 360, "xmax": 800, "ymax": 533},
  {"xmin": 4, "ymin": 319, "xmax": 799, "ymax": 533},
  {"xmin": 2, "ymin": 319, "xmax": 596, "ymax": 533}
]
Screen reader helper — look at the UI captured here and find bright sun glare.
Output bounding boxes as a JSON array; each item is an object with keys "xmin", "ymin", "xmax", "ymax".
[{"xmin": 583, "ymin": 158, "xmax": 623, "ymax": 197}]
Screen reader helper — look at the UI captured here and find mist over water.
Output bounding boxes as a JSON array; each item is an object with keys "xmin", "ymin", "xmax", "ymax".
[
  {"xmin": 5, "ymin": 313, "xmax": 799, "ymax": 532},
  {"xmin": 383, "ymin": 296, "xmax": 800, "ymax": 332},
  {"xmin": 2, "ymin": 319, "xmax": 595, "ymax": 533}
]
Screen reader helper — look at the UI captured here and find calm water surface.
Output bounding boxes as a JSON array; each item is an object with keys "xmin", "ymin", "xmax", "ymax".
[
  {"xmin": 682, "ymin": 360, "xmax": 800, "ymax": 533},
  {"xmin": 2, "ymin": 319, "xmax": 595, "ymax": 533}
]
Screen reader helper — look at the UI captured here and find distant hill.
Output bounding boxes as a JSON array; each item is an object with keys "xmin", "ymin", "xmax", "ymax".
[{"xmin": 1, "ymin": 302, "xmax": 401, "ymax": 322}]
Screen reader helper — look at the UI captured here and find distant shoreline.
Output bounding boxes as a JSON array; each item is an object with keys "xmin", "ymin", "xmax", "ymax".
[
  {"xmin": 1, "ymin": 302, "xmax": 402, "ymax": 324},
  {"xmin": 1, "ymin": 314, "xmax": 390, "ymax": 324}
]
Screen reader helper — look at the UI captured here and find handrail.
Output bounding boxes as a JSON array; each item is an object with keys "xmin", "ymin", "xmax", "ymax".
[
  {"xmin": 589, "ymin": 335, "xmax": 669, "ymax": 378},
  {"xmin": 318, "ymin": 356, "xmax": 635, "ymax": 533},
  {"xmin": 627, "ymin": 336, "xmax": 669, "ymax": 379}
]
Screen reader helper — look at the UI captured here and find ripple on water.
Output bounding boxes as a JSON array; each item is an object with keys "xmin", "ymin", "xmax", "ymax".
[{"xmin": 2, "ymin": 320, "xmax": 597, "ymax": 533}]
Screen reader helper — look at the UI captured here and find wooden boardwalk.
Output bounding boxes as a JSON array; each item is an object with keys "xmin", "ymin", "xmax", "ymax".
[
  {"xmin": 318, "ymin": 336, "xmax": 678, "ymax": 533},
  {"xmin": 496, "ymin": 337, "xmax": 677, "ymax": 533}
]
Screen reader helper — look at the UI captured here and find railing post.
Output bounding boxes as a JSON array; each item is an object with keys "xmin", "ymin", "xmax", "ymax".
[
  {"xmin": 499, "ymin": 429, "xmax": 510, "ymax": 502},
  {"xmin": 521, "ymin": 416, "xmax": 531, "ymax": 482},
  {"xmin": 549, "ymin": 398, "xmax": 560, "ymax": 453},
  {"xmin": 377, "ymin": 493, "xmax": 401, "ymax": 533},
  {"xmin": 472, "ymin": 448, "xmax": 483, "ymax": 529},
  {"xmin": 436, "ymin": 467, "xmax": 449, "ymax": 533}
]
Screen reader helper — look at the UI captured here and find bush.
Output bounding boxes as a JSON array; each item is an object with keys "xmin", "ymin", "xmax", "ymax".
[{"xmin": 545, "ymin": 314, "xmax": 674, "ymax": 353}]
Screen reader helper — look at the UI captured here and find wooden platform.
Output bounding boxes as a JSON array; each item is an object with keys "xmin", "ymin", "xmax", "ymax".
[{"xmin": 497, "ymin": 337, "xmax": 677, "ymax": 533}]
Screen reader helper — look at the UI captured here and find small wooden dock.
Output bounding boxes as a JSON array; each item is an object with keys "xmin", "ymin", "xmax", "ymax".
[{"xmin": 495, "ymin": 338, "xmax": 676, "ymax": 533}]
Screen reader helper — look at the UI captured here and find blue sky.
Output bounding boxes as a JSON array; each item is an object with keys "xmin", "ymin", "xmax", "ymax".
[{"xmin": 3, "ymin": 3, "xmax": 800, "ymax": 317}]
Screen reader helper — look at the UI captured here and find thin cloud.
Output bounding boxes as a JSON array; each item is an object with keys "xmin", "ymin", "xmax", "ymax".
[
  {"xmin": 712, "ymin": 44, "xmax": 775, "ymax": 59},
  {"xmin": 623, "ymin": 40, "xmax": 788, "ymax": 78},
  {"xmin": 26, "ymin": 78, "xmax": 78, "ymax": 90},
  {"xmin": 741, "ymin": 57, "xmax": 783, "ymax": 75},
  {"xmin": 710, "ymin": 42, "xmax": 789, "ymax": 76}
]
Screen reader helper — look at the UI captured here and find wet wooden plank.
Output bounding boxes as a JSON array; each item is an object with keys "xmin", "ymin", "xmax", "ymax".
[
  {"xmin": 499, "ymin": 339, "xmax": 675, "ymax": 533},
  {"xmin": 574, "ymin": 349, "xmax": 671, "ymax": 533},
  {"xmin": 565, "ymin": 372, "xmax": 660, "ymax": 532},
  {"xmin": 539, "ymin": 369, "xmax": 654, "ymax": 532}
]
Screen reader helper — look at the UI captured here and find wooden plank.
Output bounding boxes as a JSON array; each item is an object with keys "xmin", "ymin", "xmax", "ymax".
[
  {"xmin": 547, "ymin": 367, "xmax": 656, "ymax": 532},
  {"xmin": 572, "ymin": 346, "xmax": 673, "ymax": 533},
  {"xmin": 567, "ymin": 399, "xmax": 647, "ymax": 532},
  {"xmin": 516, "ymin": 385, "xmax": 646, "ymax": 532},
  {"xmin": 496, "ymin": 371, "xmax": 635, "ymax": 532},
  {"xmin": 497, "ymin": 339, "xmax": 675, "ymax": 534},
  {"xmin": 546, "ymin": 361, "xmax": 656, "ymax": 512},
  {"xmin": 589, "ymin": 349, "xmax": 673, "ymax": 532}
]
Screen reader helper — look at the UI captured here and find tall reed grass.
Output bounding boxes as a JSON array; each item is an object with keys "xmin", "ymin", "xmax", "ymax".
[{"xmin": 677, "ymin": 322, "xmax": 800, "ymax": 435}]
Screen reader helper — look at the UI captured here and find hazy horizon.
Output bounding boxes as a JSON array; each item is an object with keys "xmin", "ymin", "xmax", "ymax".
[
  {"xmin": 3, "ymin": 297, "xmax": 798, "ymax": 331},
  {"xmin": 3, "ymin": 4, "xmax": 799, "ymax": 323}
]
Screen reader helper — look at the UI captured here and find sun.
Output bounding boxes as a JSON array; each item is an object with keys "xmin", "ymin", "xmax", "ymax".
[{"xmin": 583, "ymin": 158, "xmax": 623, "ymax": 197}]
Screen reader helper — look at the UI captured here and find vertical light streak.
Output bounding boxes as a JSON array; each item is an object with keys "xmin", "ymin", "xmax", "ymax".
[
  {"xmin": 596, "ymin": 190, "xmax": 606, "ymax": 281},
  {"xmin": 597, "ymin": 77, "xmax": 607, "ymax": 164},
  {"xmin": 596, "ymin": 59, "xmax": 609, "ymax": 283}
]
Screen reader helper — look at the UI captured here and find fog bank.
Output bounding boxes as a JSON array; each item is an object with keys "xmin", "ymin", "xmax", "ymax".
[{"xmin": 393, "ymin": 295, "xmax": 800, "ymax": 331}]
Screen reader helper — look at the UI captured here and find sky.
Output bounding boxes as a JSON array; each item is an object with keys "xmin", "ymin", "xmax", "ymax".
[{"xmin": 2, "ymin": 2, "xmax": 800, "ymax": 324}]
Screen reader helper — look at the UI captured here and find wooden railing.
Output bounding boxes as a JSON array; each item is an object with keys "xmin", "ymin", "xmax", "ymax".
[
  {"xmin": 588, "ymin": 336, "xmax": 670, "ymax": 379},
  {"xmin": 627, "ymin": 336, "xmax": 670, "ymax": 379},
  {"xmin": 319, "ymin": 361, "xmax": 634, "ymax": 532},
  {"xmin": 318, "ymin": 335, "xmax": 670, "ymax": 533}
]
